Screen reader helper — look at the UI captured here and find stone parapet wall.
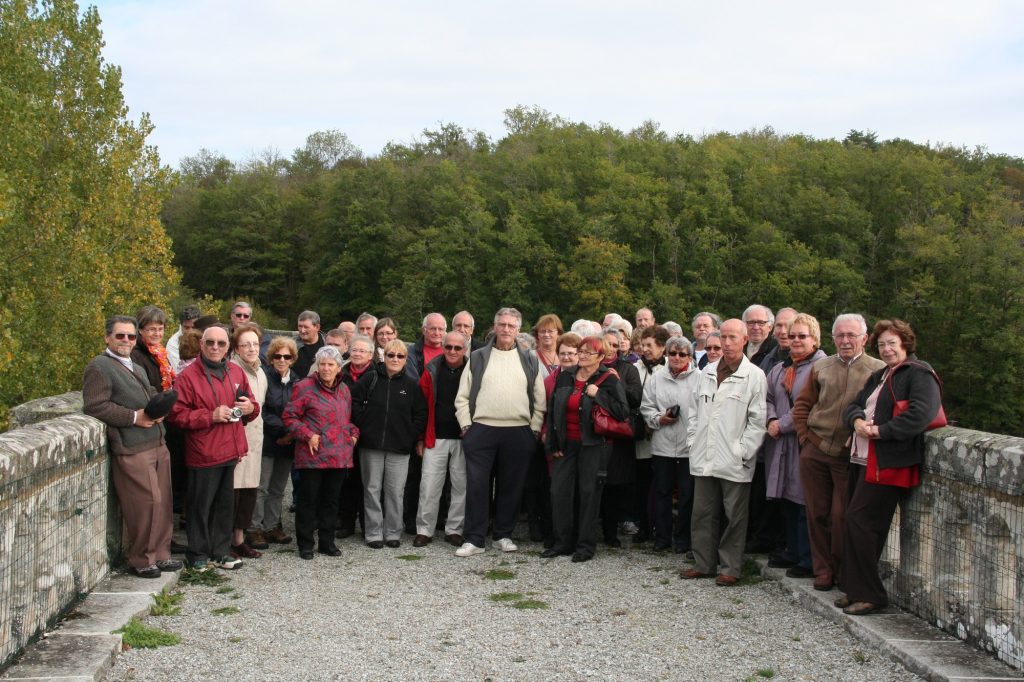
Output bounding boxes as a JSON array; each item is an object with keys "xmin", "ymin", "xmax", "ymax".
[
  {"xmin": 0, "ymin": 414, "xmax": 114, "ymax": 668},
  {"xmin": 883, "ymin": 427, "xmax": 1024, "ymax": 671}
]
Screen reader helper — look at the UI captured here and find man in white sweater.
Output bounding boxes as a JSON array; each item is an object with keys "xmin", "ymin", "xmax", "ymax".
[{"xmin": 453, "ymin": 307, "xmax": 547, "ymax": 556}]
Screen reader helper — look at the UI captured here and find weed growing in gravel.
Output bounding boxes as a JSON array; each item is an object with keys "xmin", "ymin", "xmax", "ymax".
[
  {"xmin": 228, "ymin": 636, "xmax": 244, "ymax": 643},
  {"xmin": 115, "ymin": 618, "xmax": 180, "ymax": 648},
  {"xmin": 659, "ymin": 578, "xmax": 670, "ymax": 585},
  {"xmin": 729, "ymin": 596, "xmax": 744, "ymax": 604},
  {"xmin": 511, "ymin": 599, "xmax": 548, "ymax": 610},
  {"xmin": 718, "ymin": 611, "xmax": 735, "ymax": 619},
  {"xmin": 852, "ymin": 650, "xmax": 866, "ymax": 664},
  {"xmin": 396, "ymin": 555, "xmax": 424, "ymax": 561},
  {"xmin": 275, "ymin": 548, "xmax": 294, "ymax": 554},
  {"xmin": 737, "ymin": 558, "xmax": 765, "ymax": 586},
  {"xmin": 484, "ymin": 569, "xmax": 515, "ymax": 580},
  {"xmin": 211, "ymin": 606, "xmax": 240, "ymax": 616},
  {"xmin": 180, "ymin": 567, "xmax": 228, "ymax": 587},
  {"xmin": 743, "ymin": 669, "xmax": 775, "ymax": 681},
  {"xmin": 150, "ymin": 590, "xmax": 183, "ymax": 616},
  {"xmin": 488, "ymin": 592, "xmax": 524, "ymax": 602},
  {"xmin": 790, "ymin": 635, "xmax": 801, "ymax": 641},
  {"xmin": 215, "ymin": 586, "xmax": 235, "ymax": 594}
]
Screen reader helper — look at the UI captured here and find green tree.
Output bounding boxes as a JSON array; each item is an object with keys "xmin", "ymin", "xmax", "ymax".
[{"xmin": 0, "ymin": 0, "xmax": 177, "ymax": 427}]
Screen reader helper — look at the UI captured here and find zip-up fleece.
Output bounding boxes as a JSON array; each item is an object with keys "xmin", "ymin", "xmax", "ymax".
[{"xmin": 350, "ymin": 362, "xmax": 428, "ymax": 455}]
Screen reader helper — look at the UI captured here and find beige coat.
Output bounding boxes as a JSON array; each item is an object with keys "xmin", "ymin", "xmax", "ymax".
[{"xmin": 231, "ymin": 356, "xmax": 267, "ymax": 488}]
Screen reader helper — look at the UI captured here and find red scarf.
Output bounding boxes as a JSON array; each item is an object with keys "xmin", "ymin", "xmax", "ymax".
[{"xmin": 147, "ymin": 343, "xmax": 176, "ymax": 390}]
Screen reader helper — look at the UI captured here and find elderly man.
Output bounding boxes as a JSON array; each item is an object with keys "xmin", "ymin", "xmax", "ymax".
[
  {"xmin": 742, "ymin": 304, "xmax": 777, "ymax": 367},
  {"xmin": 682, "ymin": 319, "xmax": 767, "ymax": 585},
  {"xmin": 406, "ymin": 312, "xmax": 447, "ymax": 379},
  {"xmin": 355, "ymin": 312, "xmax": 378, "ymax": 338},
  {"xmin": 229, "ymin": 301, "xmax": 254, "ymax": 332},
  {"xmin": 453, "ymin": 310, "xmax": 483, "ymax": 351},
  {"xmin": 635, "ymin": 307, "xmax": 656, "ymax": 330},
  {"xmin": 413, "ymin": 331, "xmax": 470, "ymax": 547},
  {"xmin": 759, "ymin": 307, "xmax": 798, "ymax": 373},
  {"xmin": 792, "ymin": 313, "xmax": 885, "ymax": 591},
  {"xmin": 294, "ymin": 310, "xmax": 325, "ymax": 377},
  {"xmin": 83, "ymin": 316, "xmax": 182, "ymax": 578},
  {"xmin": 454, "ymin": 307, "xmax": 546, "ymax": 556},
  {"xmin": 169, "ymin": 325, "xmax": 259, "ymax": 570},
  {"xmin": 691, "ymin": 312, "xmax": 722, "ymax": 369}
]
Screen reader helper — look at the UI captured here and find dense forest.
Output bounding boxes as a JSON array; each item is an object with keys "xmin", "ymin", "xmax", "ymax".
[{"xmin": 162, "ymin": 110, "xmax": 1024, "ymax": 436}]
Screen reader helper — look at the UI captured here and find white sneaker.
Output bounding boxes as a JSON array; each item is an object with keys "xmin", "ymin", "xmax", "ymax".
[
  {"xmin": 212, "ymin": 555, "xmax": 242, "ymax": 570},
  {"xmin": 495, "ymin": 537, "xmax": 518, "ymax": 552},
  {"xmin": 455, "ymin": 542, "xmax": 485, "ymax": 557}
]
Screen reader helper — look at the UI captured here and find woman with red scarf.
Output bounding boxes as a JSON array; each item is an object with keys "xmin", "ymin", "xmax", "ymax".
[{"xmin": 132, "ymin": 305, "xmax": 176, "ymax": 391}]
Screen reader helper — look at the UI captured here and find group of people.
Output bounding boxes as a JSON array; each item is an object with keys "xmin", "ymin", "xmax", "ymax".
[{"xmin": 82, "ymin": 300, "xmax": 944, "ymax": 617}]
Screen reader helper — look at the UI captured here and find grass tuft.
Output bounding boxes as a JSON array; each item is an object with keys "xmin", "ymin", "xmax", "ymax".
[
  {"xmin": 484, "ymin": 568, "xmax": 515, "ymax": 581},
  {"xmin": 150, "ymin": 590, "xmax": 183, "ymax": 616},
  {"xmin": 511, "ymin": 598, "xmax": 548, "ymax": 610},
  {"xmin": 211, "ymin": 606, "xmax": 240, "ymax": 616},
  {"xmin": 115, "ymin": 617, "xmax": 180, "ymax": 648},
  {"xmin": 215, "ymin": 586, "xmax": 235, "ymax": 594},
  {"xmin": 488, "ymin": 592, "xmax": 524, "ymax": 602},
  {"xmin": 179, "ymin": 567, "xmax": 228, "ymax": 587},
  {"xmin": 396, "ymin": 554, "xmax": 424, "ymax": 561}
]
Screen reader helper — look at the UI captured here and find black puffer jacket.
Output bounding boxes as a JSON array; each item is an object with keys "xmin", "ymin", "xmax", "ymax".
[
  {"xmin": 843, "ymin": 356, "xmax": 943, "ymax": 469},
  {"xmin": 546, "ymin": 364, "xmax": 630, "ymax": 453},
  {"xmin": 350, "ymin": 362, "xmax": 428, "ymax": 455},
  {"xmin": 262, "ymin": 368, "xmax": 299, "ymax": 458}
]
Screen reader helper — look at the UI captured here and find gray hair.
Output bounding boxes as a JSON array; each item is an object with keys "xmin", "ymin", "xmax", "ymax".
[
  {"xmin": 348, "ymin": 334, "xmax": 373, "ymax": 352},
  {"xmin": 493, "ymin": 307, "xmax": 523, "ymax": 328},
  {"xmin": 136, "ymin": 305, "xmax": 168, "ymax": 330},
  {"xmin": 516, "ymin": 333, "xmax": 536, "ymax": 351},
  {"xmin": 314, "ymin": 345, "xmax": 344, "ymax": 366},
  {"xmin": 832, "ymin": 313, "xmax": 868, "ymax": 336},
  {"xmin": 691, "ymin": 312, "xmax": 722, "ymax": 331},
  {"xmin": 298, "ymin": 310, "xmax": 321, "ymax": 326},
  {"xmin": 445, "ymin": 330, "xmax": 470, "ymax": 347},
  {"xmin": 356, "ymin": 312, "xmax": 378, "ymax": 327},
  {"xmin": 422, "ymin": 312, "xmax": 447, "ymax": 329},
  {"xmin": 453, "ymin": 310, "xmax": 475, "ymax": 328},
  {"xmin": 742, "ymin": 304, "xmax": 774, "ymax": 327},
  {"xmin": 601, "ymin": 326, "xmax": 622, "ymax": 341},
  {"xmin": 614, "ymin": 319, "xmax": 633, "ymax": 337},
  {"xmin": 231, "ymin": 301, "xmax": 252, "ymax": 314},
  {"xmin": 706, "ymin": 330, "xmax": 722, "ymax": 343},
  {"xmin": 663, "ymin": 321, "xmax": 683, "ymax": 337},
  {"xmin": 105, "ymin": 315, "xmax": 137, "ymax": 335},
  {"xmin": 665, "ymin": 336, "xmax": 692, "ymax": 354},
  {"xmin": 570, "ymin": 319, "xmax": 596, "ymax": 337}
]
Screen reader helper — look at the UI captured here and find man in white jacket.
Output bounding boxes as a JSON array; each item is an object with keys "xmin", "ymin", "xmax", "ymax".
[{"xmin": 682, "ymin": 318, "xmax": 767, "ymax": 585}]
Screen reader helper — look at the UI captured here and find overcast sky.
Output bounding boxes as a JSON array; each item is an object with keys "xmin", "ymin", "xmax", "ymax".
[{"xmin": 90, "ymin": 1, "xmax": 1024, "ymax": 169}]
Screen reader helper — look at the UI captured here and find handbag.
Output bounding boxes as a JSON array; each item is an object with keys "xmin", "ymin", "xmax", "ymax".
[
  {"xmin": 589, "ymin": 372, "xmax": 633, "ymax": 439},
  {"xmin": 865, "ymin": 440, "xmax": 920, "ymax": 488},
  {"xmin": 887, "ymin": 362, "xmax": 947, "ymax": 431}
]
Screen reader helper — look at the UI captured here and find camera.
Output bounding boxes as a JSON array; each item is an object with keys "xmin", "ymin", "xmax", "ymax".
[{"xmin": 229, "ymin": 407, "xmax": 243, "ymax": 422}]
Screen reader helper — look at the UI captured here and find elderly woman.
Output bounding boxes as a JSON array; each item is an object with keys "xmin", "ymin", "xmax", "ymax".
[
  {"xmin": 250, "ymin": 336, "xmax": 299, "ymax": 548},
  {"xmin": 373, "ymin": 317, "xmax": 398, "ymax": 362},
  {"xmin": 334, "ymin": 334, "xmax": 375, "ymax": 539},
  {"xmin": 132, "ymin": 305, "xmax": 175, "ymax": 391},
  {"xmin": 228, "ymin": 324, "xmax": 267, "ymax": 558},
  {"xmin": 544, "ymin": 336, "xmax": 630, "ymax": 562},
  {"xmin": 836, "ymin": 319, "xmax": 943, "ymax": 615},
  {"xmin": 599, "ymin": 327, "xmax": 643, "ymax": 547},
  {"xmin": 631, "ymin": 324, "xmax": 670, "ymax": 543},
  {"xmin": 283, "ymin": 346, "xmax": 360, "ymax": 560},
  {"xmin": 703, "ymin": 331, "xmax": 724, "ymax": 366},
  {"xmin": 532, "ymin": 314, "xmax": 564, "ymax": 373},
  {"xmin": 350, "ymin": 339, "xmax": 428, "ymax": 549},
  {"xmin": 764, "ymin": 313, "xmax": 827, "ymax": 578},
  {"xmin": 640, "ymin": 336, "xmax": 700, "ymax": 553}
]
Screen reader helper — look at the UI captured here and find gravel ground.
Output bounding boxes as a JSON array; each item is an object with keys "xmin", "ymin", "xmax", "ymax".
[{"xmin": 107, "ymin": 520, "xmax": 921, "ymax": 682}]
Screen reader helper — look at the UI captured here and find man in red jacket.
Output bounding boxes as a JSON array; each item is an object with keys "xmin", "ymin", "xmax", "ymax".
[{"xmin": 170, "ymin": 325, "xmax": 259, "ymax": 570}]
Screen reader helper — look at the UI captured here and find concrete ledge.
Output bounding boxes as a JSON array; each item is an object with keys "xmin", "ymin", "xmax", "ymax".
[
  {"xmin": 759, "ymin": 561, "xmax": 1024, "ymax": 682},
  {"xmin": 7, "ymin": 393, "xmax": 84, "ymax": 430},
  {"xmin": 0, "ymin": 570, "xmax": 179, "ymax": 681}
]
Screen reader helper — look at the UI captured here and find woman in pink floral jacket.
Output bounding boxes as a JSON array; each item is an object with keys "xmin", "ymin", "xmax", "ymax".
[{"xmin": 283, "ymin": 346, "xmax": 359, "ymax": 560}]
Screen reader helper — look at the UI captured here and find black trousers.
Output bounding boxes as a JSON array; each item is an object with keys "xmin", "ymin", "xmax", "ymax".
[
  {"xmin": 551, "ymin": 441, "xmax": 607, "ymax": 557},
  {"xmin": 843, "ymin": 465, "xmax": 904, "ymax": 605},
  {"xmin": 748, "ymin": 459, "xmax": 785, "ymax": 551},
  {"xmin": 462, "ymin": 424, "xmax": 534, "ymax": 547},
  {"xmin": 631, "ymin": 457, "xmax": 654, "ymax": 539},
  {"xmin": 186, "ymin": 463, "xmax": 235, "ymax": 563},
  {"xmin": 652, "ymin": 455, "xmax": 694, "ymax": 550},
  {"xmin": 296, "ymin": 468, "xmax": 349, "ymax": 552},
  {"xmin": 402, "ymin": 448, "xmax": 422, "ymax": 533},
  {"xmin": 337, "ymin": 448, "xmax": 363, "ymax": 531},
  {"xmin": 523, "ymin": 439, "xmax": 553, "ymax": 542}
]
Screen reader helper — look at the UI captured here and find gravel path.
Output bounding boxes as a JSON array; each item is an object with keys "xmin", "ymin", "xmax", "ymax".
[{"xmin": 107, "ymin": 523, "xmax": 921, "ymax": 682}]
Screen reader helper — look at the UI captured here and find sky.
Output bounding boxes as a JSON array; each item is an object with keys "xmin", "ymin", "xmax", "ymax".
[{"xmin": 89, "ymin": 0, "xmax": 1024, "ymax": 169}]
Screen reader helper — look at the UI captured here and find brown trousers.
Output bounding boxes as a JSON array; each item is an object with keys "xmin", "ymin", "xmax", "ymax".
[
  {"xmin": 111, "ymin": 445, "xmax": 173, "ymax": 569},
  {"xmin": 798, "ymin": 441, "xmax": 849, "ymax": 587}
]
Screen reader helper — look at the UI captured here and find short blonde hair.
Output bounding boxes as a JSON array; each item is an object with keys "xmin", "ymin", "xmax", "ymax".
[
  {"xmin": 267, "ymin": 336, "xmax": 298, "ymax": 365},
  {"xmin": 788, "ymin": 313, "xmax": 821, "ymax": 348},
  {"xmin": 383, "ymin": 339, "xmax": 407, "ymax": 357}
]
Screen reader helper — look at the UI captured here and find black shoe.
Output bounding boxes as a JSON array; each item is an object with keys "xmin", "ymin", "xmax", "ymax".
[
  {"xmin": 319, "ymin": 546, "xmax": 342, "ymax": 557},
  {"xmin": 335, "ymin": 525, "xmax": 354, "ymax": 539},
  {"xmin": 131, "ymin": 564, "xmax": 161, "ymax": 579},
  {"xmin": 541, "ymin": 548, "xmax": 570, "ymax": 559},
  {"xmin": 367, "ymin": 540, "xmax": 384, "ymax": 549},
  {"xmin": 299, "ymin": 550, "xmax": 314, "ymax": 560},
  {"xmin": 767, "ymin": 556, "xmax": 797, "ymax": 569},
  {"xmin": 385, "ymin": 540, "xmax": 401, "ymax": 548},
  {"xmin": 571, "ymin": 552, "xmax": 593, "ymax": 563},
  {"xmin": 653, "ymin": 541, "xmax": 671, "ymax": 552},
  {"xmin": 156, "ymin": 559, "xmax": 183, "ymax": 572},
  {"xmin": 786, "ymin": 565, "xmax": 814, "ymax": 578}
]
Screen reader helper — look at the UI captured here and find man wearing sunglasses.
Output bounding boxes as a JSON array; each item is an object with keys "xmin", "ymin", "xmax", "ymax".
[
  {"xmin": 83, "ymin": 316, "xmax": 182, "ymax": 579},
  {"xmin": 413, "ymin": 331, "xmax": 470, "ymax": 547},
  {"xmin": 169, "ymin": 325, "xmax": 260, "ymax": 571}
]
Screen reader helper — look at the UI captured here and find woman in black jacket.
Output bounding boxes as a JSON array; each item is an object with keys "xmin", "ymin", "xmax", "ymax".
[
  {"xmin": 544, "ymin": 336, "xmax": 630, "ymax": 562},
  {"xmin": 836, "ymin": 319, "xmax": 943, "ymax": 615},
  {"xmin": 350, "ymin": 339, "xmax": 428, "ymax": 549}
]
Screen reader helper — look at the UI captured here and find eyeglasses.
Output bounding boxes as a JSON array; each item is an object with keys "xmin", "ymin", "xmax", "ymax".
[
  {"xmin": 877, "ymin": 340, "xmax": 902, "ymax": 350},
  {"xmin": 350, "ymin": 347, "xmax": 370, "ymax": 354},
  {"xmin": 443, "ymin": 344, "xmax": 464, "ymax": 351},
  {"xmin": 232, "ymin": 312, "xmax": 251, "ymax": 319},
  {"xmin": 112, "ymin": 332, "xmax": 137, "ymax": 341},
  {"xmin": 385, "ymin": 352, "xmax": 407, "ymax": 359},
  {"xmin": 204, "ymin": 339, "xmax": 229, "ymax": 348},
  {"xmin": 272, "ymin": 353, "xmax": 292, "ymax": 360},
  {"xmin": 425, "ymin": 327, "xmax": 446, "ymax": 333},
  {"xmin": 787, "ymin": 333, "xmax": 812, "ymax": 340},
  {"xmin": 577, "ymin": 350, "xmax": 597, "ymax": 357},
  {"xmin": 833, "ymin": 333, "xmax": 860, "ymax": 340},
  {"xmin": 667, "ymin": 351, "xmax": 690, "ymax": 357},
  {"xmin": 704, "ymin": 345, "xmax": 722, "ymax": 352},
  {"xmin": 746, "ymin": 320, "xmax": 769, "ymax": 326},
  {"xmin": 558, "ymin": 351, "xmax": 578, "ymax": 358}
]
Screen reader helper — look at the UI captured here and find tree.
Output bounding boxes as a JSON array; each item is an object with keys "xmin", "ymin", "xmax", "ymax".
[{"xmin": 0, "ymin": 0, "xmax": 177, "ymax": 427}]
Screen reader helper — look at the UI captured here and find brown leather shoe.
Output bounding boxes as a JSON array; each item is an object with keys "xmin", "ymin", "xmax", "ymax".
[
  {"xmin": 843, "ymin": 601, "xmax": 882, "ymax": 615},
  {"xmin": 444, "ymin": 534, "xmax": 464, "ymax": 547},
  {"xmin": 413, "ymin": 534, "xmax": 431, "ymax": 547},
  {"xmin": 246, "ymin": 529, "xmax": 269, "ymax": 550},
  {"xmin": 715, "ymin": 574, "xmax": 739, "ymax": 586},
  {"xmin": 679, "ymin": 568, "xmax": 713, "ymax": 580},
  {"xmin": 266, "ymin": 526, "xmax": 292, "ymax": 544}
]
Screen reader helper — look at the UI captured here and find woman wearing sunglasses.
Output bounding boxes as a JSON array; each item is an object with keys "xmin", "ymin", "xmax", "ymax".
[
  {"xmin": 249, "ymin": 336, "xmax": 298, "ymax": 548},
  {"xmin": 350, "ymin": 339, "xmax": 428, "ymax": 549}
]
